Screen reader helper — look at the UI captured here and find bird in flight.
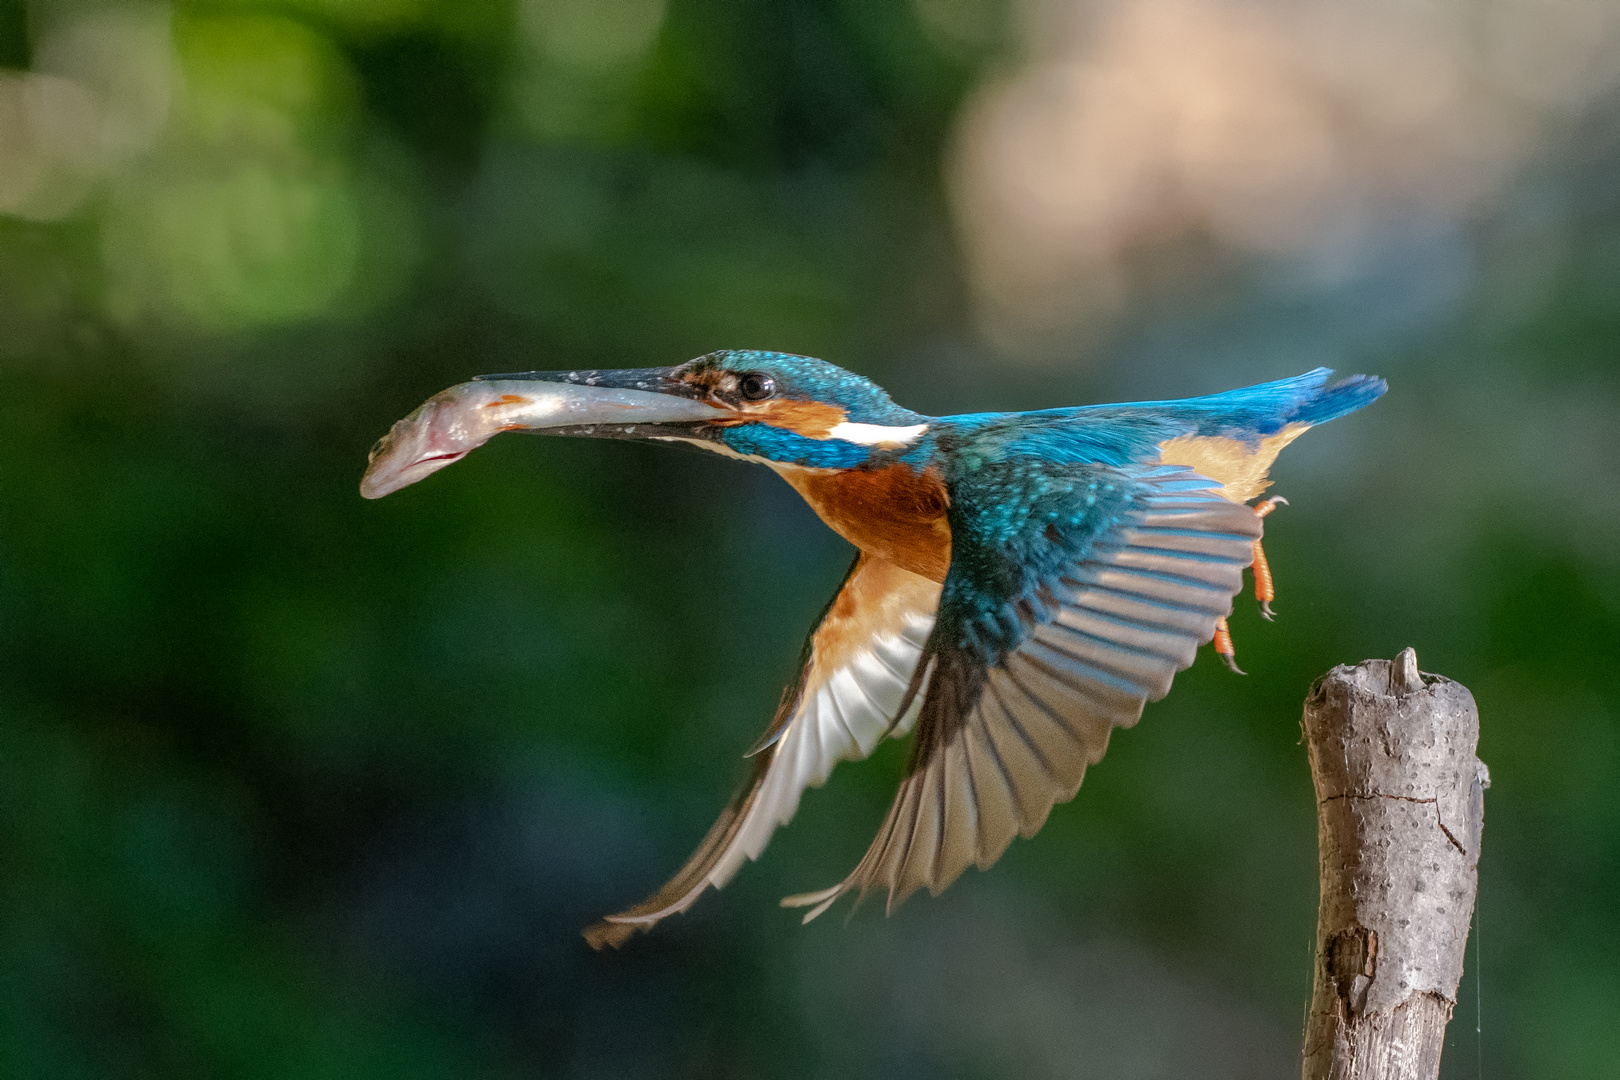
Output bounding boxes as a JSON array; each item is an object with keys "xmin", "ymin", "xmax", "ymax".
[{"xmin": 361, "ymin": 351, "xmax": 1385, "ymax": 948}]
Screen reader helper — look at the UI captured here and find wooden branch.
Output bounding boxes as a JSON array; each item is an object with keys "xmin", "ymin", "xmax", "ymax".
[{"xmin": 1301, "ymin": 648, "xmax": 1488, "ymax": 1080}]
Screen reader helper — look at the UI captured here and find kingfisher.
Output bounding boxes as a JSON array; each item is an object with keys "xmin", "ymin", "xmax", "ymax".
[{"xmin": 361, "ymin": 351, "xmax": 1385, "ymax": 949}]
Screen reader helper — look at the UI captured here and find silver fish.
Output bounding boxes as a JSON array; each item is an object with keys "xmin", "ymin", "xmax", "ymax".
[{"xmin": 360, "ymin": 376, "xmax": 724, "ymax": 499}]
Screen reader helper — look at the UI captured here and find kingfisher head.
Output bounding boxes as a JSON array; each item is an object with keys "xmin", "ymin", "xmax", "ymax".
[{"xmin": 361, "ymin": 350, "xmax": 931, "ymax": 498}]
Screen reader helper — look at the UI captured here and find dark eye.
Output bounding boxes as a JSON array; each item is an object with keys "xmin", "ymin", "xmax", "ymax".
[{"xmin": 739, "ymin": 372, "xmax": 775, "ymax": 401}]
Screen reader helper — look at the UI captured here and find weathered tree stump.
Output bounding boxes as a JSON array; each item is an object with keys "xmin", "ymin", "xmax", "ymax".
[{"xmin": 1301, "ymin": 648, "xmax": 1488, "ymax": 1080}]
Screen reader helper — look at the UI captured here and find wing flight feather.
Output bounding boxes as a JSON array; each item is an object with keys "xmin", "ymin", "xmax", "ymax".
[
  {"xmin": 584, "ymin": 554, "xmax": 939, "ymax": 948},
  {"xmin": 783, "ymin": 468, "xmax": 1261, "ymax": 921}
]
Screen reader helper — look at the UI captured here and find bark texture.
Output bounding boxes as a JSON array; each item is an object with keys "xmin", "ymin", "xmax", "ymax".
[{"xmin": 1301, "ymin": 648, "xmax": 1487, "ymax": 1080}]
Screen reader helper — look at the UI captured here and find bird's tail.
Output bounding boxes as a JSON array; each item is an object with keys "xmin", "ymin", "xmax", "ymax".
[
  {"xmin": 1145, "ymin": 367, "xmax": 1387, "ymax": 435},
  {"xmin": 1287, "ymin": 371, "xmax": 1388, "ymax": 427}
]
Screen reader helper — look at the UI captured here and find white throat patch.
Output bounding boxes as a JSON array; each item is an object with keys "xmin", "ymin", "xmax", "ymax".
[{"xmin": 825, "ymin": 421, "xmax": 929, "ymax": 448}]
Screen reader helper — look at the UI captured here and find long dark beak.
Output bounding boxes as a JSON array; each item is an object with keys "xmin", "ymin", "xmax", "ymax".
[{"xmin": 360, "ymin": 367, "xmax": 726, "ymax": 499}]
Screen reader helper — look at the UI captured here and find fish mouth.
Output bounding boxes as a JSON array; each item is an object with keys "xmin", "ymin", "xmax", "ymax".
[
  {"xmin": 359, "ymin": 369, "xmax": 729, "ymax": 499},
  {"xmin": 412, "ymin": 449, "xmax": 469, "ymax": 468}
]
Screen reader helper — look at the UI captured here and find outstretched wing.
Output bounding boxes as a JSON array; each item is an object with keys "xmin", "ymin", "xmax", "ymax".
[
  {"xmin": 783, "ymin": 465, "xmax": 1261, "ymax": 920},
  {"xmin": 584, "ymin": 554, "xmax": 941, "ymax": 948}
]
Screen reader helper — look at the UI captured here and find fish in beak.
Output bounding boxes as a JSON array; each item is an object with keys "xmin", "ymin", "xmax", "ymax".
[{"xmin": 360, "ymin": 368, "xmax": 726, "ymax": 499}]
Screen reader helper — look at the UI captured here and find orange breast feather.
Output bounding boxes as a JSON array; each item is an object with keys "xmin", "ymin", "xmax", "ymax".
[{"xmin": 776, "ymin": 463, "xmax": 952, "ymax": 583}]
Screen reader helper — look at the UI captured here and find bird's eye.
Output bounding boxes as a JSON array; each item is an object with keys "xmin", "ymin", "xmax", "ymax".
[{"xmin": 739, "ymin": 372, "xmax": 775, "ymax": 401}]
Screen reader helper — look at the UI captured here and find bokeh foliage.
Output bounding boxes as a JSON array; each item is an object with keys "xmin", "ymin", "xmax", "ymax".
[{"xmin": 0, "ymin": 0, "xmax": 1616, "ymax": 1077}]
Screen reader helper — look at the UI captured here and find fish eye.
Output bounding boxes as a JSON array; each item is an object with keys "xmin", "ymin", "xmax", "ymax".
[{"xmin": 739, "ymin": 372, "xmax": 775, "ymax": 401}]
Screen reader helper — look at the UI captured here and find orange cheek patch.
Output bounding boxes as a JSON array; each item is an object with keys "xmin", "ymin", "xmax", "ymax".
[
  {"xmin": 483, "ymin": 394, "xmax": 530, "ymax": 407},
  {"xmin": 772, "ymin": 401, "xmax": 845, "ymax": 438},
  {"xmin": 747, "ymin": 399, "xmax": 848, "ymax": 438}
]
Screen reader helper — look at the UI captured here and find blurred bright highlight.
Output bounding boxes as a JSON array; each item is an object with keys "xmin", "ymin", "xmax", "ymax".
[{"xmin": 951, "ymin": 0, "xmax": 1620, "ymax": 351}]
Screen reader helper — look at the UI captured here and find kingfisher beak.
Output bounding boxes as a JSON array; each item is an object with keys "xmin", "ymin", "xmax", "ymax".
[{"xmin": 360, "ymin": 367, "xmax": 727, "ymax": 499}]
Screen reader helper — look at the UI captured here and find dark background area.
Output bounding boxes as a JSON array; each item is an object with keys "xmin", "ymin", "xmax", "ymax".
[{"xmin": 1, "ymin": 0, "xmax": 1616, "ymax": 1076}]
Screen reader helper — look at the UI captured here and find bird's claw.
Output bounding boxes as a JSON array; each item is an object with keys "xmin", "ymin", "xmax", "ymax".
[
  {"xmin": 1260, "ymin": 600, "xmax": 1276, "ymax": 621},
  {"xmin": 1255, "ymin": 495, "xmax": 1288, "ymax": 517},
  {"xmin": 1212, "ymin": 617, "xmax": 1245, "ymax": 674}
]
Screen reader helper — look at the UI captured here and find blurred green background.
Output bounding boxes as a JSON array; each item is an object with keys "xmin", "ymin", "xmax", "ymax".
[{"xmin": 1, "ymin": 0, "xmax": 1616, "ymax": 1076}]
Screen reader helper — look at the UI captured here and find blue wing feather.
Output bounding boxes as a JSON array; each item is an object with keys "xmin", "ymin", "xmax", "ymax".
[{"xmin": 783, "ymin": 462, "xmax": 1264, "ymax": 919}]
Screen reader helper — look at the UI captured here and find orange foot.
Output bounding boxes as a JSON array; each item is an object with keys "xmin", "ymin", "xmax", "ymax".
[
  {"xmin": 1251, "ymin": 496, "xmax": 1287, "ymax": 620},
  {"xmin": 1213, "ymin": 496, "xmax": 1288, "ymax": 674},
  {"xmin": 1213, "ymin": 616, "xmax": 1244, "ymax": 675}
]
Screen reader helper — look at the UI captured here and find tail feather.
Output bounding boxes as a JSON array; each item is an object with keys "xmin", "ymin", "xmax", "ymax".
[
  {"xmin": 1288, "ymin": 372, "xmax": 1388, "ymax": 427},
  {"xmin": 1130, "ymin": 367, "xmax": 1388, "ymax": 436}
]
